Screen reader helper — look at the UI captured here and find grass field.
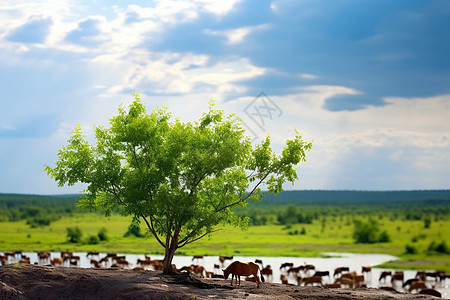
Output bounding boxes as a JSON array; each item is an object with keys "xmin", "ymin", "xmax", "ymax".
[{"xmin": 1, "ymin": 212, "xmax": 449, "ymax": 272}]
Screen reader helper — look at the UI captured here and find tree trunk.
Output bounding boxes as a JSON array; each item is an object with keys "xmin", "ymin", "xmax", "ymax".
[
  {"xmin": 162, "ymin": 226, "xmax": 181, "ymax": 275},
  {"xmin": 162, "ymin": 244, "xmax": 177, "ymax": 274}
]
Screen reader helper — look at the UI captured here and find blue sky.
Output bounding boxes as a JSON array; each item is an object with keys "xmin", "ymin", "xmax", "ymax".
[{"xmin": 0, "ymin": 0, "xmax": 449, "ymax": 194}]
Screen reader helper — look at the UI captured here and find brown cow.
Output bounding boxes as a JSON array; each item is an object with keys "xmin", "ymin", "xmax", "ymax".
[
  {"xmin": 299, "ymin": 276, "xmax": 323, "ymax": 286},
  {"xmin": 223, "ymin": 261, "xmax": 264, "ymax": 288},
  {"xmin": 51, "ymin": 258, "xmax": 63, "ymax": 266},
  {"xmin": 409, "ymin": 281, "xmax": 427, "ymax": 292},
  {"xmin": 334, "ymin": 267, "xmax": 350, "ymax": 277},
  {"xmin": 335, "ymin": 277, "xmax": 354, "ymax": 288},
  {"xmin": 260, "ymin": 266, "xmax": 273, "ymax": 281},
  {"xmin": 379, "ymin": 271, "xmax": 392, "ymax": 282},
  {"xmin": 280, "ymin": 274, "xmax": 289, "ymax": 284}
]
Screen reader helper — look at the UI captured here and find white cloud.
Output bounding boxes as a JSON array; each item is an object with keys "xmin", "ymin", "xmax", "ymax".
[{"xmin": 204, "ymin": 24, "xmax": 269, "ymax": 45}]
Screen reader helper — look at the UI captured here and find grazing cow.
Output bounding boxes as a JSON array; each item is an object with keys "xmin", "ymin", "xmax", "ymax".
[
  {"xmin": 137, "ymin": 259, "xmax": 153, "ymax": 267},
  {"xmin": 379, "ymin": 271, "xmax": 392, "ymax": 282},
  {"xmin": 90, "ymin": 259, "xmax": 101, "ymax": 268},
  {"xmin": 151, "ymin": 260, "xmax": 164, "ymax": 270},
  {"xmin": 335, "ymin": 277, "xmax": 353, "ymax": 288},
  {"xmin": 403, "ymin": 278, "xmax": 420, "ymax": 288},
  {"xmin": 334, "ymin": 267, "xmax": 350, "ymax": 277},
  {"xmin": 279, "ymin": 262, "xmax": 294, "ymax": 271},
  {"xmin": 86, "ymin": 252, "xmax": 99, "ymax": 258},
  {"xmin": 223, "ymin": 261, "xmax": 264, "ymax": 288},
  {"xmin": 314, "ymin": 271, "xmax": 330, "ymax": 280},
  {"xmin": 255, "ymin": 259, "xmax": 264, "ymax": 268},
  {"xmin": 287, "ymin": 266, "xmax": 302, "ymax": 275},
  {"xmin": 361, "ymin": 266, "xmax": 371, "ymax": 275},
  {"xmin": 192, "ymin": 265, "xmax": 205, "ymax": 277},
  {"xmin": 302, "ymin": 264, "xmax": 316, "ymax": 276},
  {"xmin": 299, "ymin": 276, "xmax": 323, "ymax": 286},
  {"xmin": 219, "ymin": 256, "xmax": 234, "ymax": 267},
  {"xmin": 260, "ymin": 266, "xmax": 273, "ymax": 281},
  {"xmin": 0, "ymin": 255, "xmax": 7, "ymax": 265},
  {"xmin": 354, "ymin": 275, "xmax": 365, "ymax": 288},
  {"xmin": 205, "ymin": 271, "xmax": 213, "ymax": 278},
  {"xmin": 51, "ymin": 258, "xmax": 63, "ymax": 266},
  {"xmin": 38, "ymin": 252, "xmax": 50, "ymax": 264},
  {"xmin": 415, "ymin": 271, "xmax": 426, "ymax": 281},
  {"xmin": 391, "ymin": 271, "xmax": 404, "ymax": 285},
  {"xmin": 214, "ymin": 264, "xmax": 221, "ymax": 274},
  {"xmin": 192, "ymin": 255, "xmax": 204, "ymax": 264},
  {"xmin": 19, "ymin": 257, "xmax": 31, "ymax": 264},
  {"xmin": 419, "ymin": 289, "xmax": 442, "ymax": 298},
  {"xmin": 280, "ymin": 274, "xmax": 288, "ymax": 284},
  {"xmin": 409, "ymin": 281, "xmax": 427, "ymax": 293}
]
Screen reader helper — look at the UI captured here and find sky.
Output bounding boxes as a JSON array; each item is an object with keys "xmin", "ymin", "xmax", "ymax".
[{"xmin": 0, "ymin": 0, "xmax": 449, "ymax": 194}]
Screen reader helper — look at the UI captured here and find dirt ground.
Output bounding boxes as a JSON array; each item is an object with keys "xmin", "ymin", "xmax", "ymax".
[{"xmin": 0, "ymin": 264, "xmax": 443, "ymax": 300}]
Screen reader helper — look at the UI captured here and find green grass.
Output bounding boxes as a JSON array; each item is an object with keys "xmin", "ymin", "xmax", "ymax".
[{"xmin": 1, "ymin": 212, "xmax": 449, "ymax": 272}]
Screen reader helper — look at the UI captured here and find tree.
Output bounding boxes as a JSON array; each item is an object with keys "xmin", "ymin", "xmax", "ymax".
[
  {"xmin": 66, "ymin": 226, "xmax": 83, "ymax": 243},
  {"xmin": 45, "ymin": 94, "xmax": 313, "ymax": 274}
]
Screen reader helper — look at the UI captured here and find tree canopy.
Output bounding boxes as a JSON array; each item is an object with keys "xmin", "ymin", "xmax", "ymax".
[{"xmin": 45, "ymin": 94, "xmax": 313, "ymax": 273}]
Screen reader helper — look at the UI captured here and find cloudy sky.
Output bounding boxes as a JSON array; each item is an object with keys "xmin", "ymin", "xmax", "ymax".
[{"xmin": 0, "ymin": 0, "xmax": 449, "ymax": 194}]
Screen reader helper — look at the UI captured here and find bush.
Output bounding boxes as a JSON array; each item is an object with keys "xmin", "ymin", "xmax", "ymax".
[
  {"xmin": 66, "ymin": 226, "xmax": 83, "ymax": 243},
  {"xmin": 353, "ymin": 219, "xmax": 380, "ymax": 244},
  {"xmin": 428, "ymin": 241, "xmax": 449, "ymax": 254},
  {"xmin": 124, "ymin": 224, "xmax": 145, "ymax": 238},
  {"xmin": 87, "ymin": 235, "xmax": 99, "ymax": 245},
  {"xmin": 97, "ymin": 227, "xmax": 108, "ymax": 241},
  {"xmin": 405, "ymin": 244, "xmax": 418, "ymax": 254},
  {"xmin": 378, "ymin": 230, "xmax": 391, "ymax": 243},
  {"xmin": 423, "ymin": 217, "xmax": 431, "ymax": 229}
]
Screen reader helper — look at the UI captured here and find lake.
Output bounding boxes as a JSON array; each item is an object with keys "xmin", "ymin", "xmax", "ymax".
[{"xmin": 7, "ymin": 251, "xmax": 449, "ymax": 298}]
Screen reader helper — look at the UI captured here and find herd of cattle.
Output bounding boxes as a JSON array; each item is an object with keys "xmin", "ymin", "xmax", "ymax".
[{"xmin": 1, "ymin": 251, "xmax": 447, "ymax": 298}]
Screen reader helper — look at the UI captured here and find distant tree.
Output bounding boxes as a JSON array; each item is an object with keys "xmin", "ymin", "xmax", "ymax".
[
  {"xmin": 124, "ymin": 223, "xmax": 145, "ymax": 238},
  {"xmin": 353, "ymin": 219, "xmax": 380, "ymax": 244},
  {"xmin": 97, "ymin": 227, "xmax": 108, "ymax": 241},
  {"xmin": 66, "ymin": 226, "xmax": 83, "ymax": 243},
  {"xmin": 45, "ymin": 95, "xmax": 312, "ymax": 274}
]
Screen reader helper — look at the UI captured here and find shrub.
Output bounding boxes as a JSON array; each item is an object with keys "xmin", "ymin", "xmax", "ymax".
[
  {"xmin": 87, "ymin": 235, "xmax": 99, "ymax": 245},
  {"xmin": 405, "ymin": 244, "xmax": 418, "ymax": 254},
  {"xmin": 97, "ymin": 227, "xmax": 108, "ymax": 241},
  {"xmin": 353, "ymin": 219, "xmax": 380, "ymax": 244},
  {"xmin": 124, "ymin": 224, "xmax": 145, "ymax": 238},
  {"xmin": 66, "ymin": 226, "xmax": 83, "ymax": 243},
  {"xmin": 378, "ymin": 230, "xmax": 391, "ymax": 243}
]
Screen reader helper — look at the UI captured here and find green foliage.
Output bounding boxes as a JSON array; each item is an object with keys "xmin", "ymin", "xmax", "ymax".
[
  {"xmin": 66, "ymin": 226, "xmax": 83, "ymax": 243},
  {"xmin": 98, "ymin": 227, "xmax": 108, "ymax": 241},
  {"xmin": 428, "ymin": 241, "xmax": 449, "ymax": 254},
  {"xmin": 124, "ymin": 223, "xmax": 145, "ymax": 238},
  {"xmin": 424, "ymin": 217, "xmax": 431, "ymax": 229},
  {"xmin": 45, "ymin": 95, "xmax": 313, "ymax": 273},
  {"xmin": 405, "ymin": 244, "xmax": 418, "ymax": 254},
  {"xmin": 87, "ymin": 235, "xmax": 100, "ymax": 244},
  {"xmin": 353, "ymin": 219, "xmax": 391, "ymax": 244}
]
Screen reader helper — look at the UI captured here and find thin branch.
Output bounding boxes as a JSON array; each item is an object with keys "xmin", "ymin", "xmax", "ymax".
[
  {"xmin": 178, "ymin": 229, "xmax": 221, "ymax": 248},
  {"xmin": 141, "ymin": 214, "xmax": 165, "ymax": 248}
]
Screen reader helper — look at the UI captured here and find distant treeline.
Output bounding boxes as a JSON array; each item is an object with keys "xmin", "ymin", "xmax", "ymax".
[
  {"xmin": 0, "ymin": 194, "xmax": 81, "ymax": 225},
  {"xmin": 1, "ymin": 190, "xmax": 449, "ymax": 226},
  {"xmin": 258, "ymin": 190, "xmax": 450, "ymax": 207}
]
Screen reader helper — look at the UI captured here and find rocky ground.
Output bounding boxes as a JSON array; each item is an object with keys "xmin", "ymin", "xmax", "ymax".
[{"xmin": 0, "ymin": 264, "xmax": 443, "ymax": 299}]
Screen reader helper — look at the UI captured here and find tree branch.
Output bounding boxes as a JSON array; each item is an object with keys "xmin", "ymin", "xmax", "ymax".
[
  {"xmin": 141, "ymin": 214, "xmax": 165, "ymax": 248},
  {"xmin": 178, "ymin": 229, "xmax": 221, "ymax": 248}
]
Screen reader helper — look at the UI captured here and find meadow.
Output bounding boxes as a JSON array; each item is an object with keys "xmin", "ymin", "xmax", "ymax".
[{"xmin": 1, "ymin": 191, "xmax": 449, "ymax": 272}]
